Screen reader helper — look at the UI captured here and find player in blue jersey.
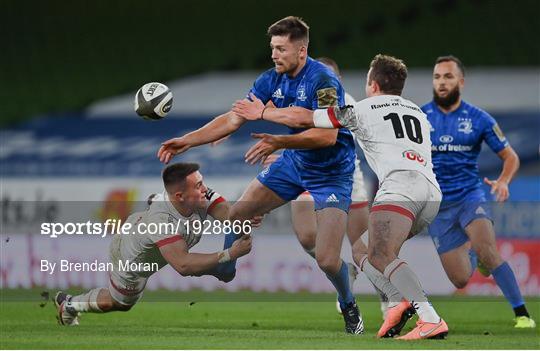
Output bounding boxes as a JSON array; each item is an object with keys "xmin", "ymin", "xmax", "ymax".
[
  {"xmin": 423, "ymin": 55, "xmax": 535, "ymax": 328},
  {"xmin": 157, "ymin": 16, "xmax": 363, "ymax": 334}
]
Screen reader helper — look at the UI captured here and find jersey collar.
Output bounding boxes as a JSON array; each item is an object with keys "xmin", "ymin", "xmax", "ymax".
[
  {"xmin": 285, "ymin": 56, "xmax": 312, "ymax": 81},
  {"xmin": 432, "ymin": 100, "xmax": 465, "ymax": 117}
]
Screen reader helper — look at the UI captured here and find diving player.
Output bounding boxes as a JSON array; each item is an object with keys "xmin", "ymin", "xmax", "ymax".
[{"xmin": 55, "ymin": 163, "xmax": 254, "ymax": 325}]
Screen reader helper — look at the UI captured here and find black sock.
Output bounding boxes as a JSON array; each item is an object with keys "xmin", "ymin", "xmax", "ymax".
[{"xmin": 513, "ymin": 304, "xmax": 529, "ymax": 318}]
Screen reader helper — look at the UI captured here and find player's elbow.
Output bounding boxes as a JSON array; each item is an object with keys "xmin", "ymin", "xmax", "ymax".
[{"xmin": 173, "ymin": 261, "xmax": 192, "ymax": 276}]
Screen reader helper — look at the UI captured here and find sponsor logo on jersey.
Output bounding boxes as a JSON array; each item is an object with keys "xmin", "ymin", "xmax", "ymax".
[
  {"xmin": 325, "ymin": 194, "xmax": 339, "ymax": 203},
  {"xmin": 272, "ymin": 88, "xmax": 284, "ymax": 99},
  {"xmin": 439, "ymin": 135, "xmax": 454, "ymax": 143},
  {"xmin": 317, "ymin": 87, "xmax": 338, "ymax": 108},
  {"xmin": 458, "ymin": 119, "xmax": 473, "ymax": 134},
  {"xmin": 402, "ymin": 150, "xmax": 427, "ymax": 166},
  {"xmin": 297, "ymin": 85, "xmax": 307, "ymax": 102},
  {"xmin": 433, "ymin": 144, "xmax": 473, "ymax": 152}
]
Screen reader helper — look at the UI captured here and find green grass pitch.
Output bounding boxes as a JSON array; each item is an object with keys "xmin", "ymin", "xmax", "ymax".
[{"xmin": 1, "ymin": 289, "xmax": 538, "ymax": 349}]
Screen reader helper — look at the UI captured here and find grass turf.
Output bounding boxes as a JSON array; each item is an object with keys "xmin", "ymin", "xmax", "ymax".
[{"xmin": 0, "ymin": 289, "xmax": 538, "ymax": 349}]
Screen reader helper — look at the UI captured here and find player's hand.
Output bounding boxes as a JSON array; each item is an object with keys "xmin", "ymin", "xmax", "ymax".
[
  {"xmin": 158, "ymin": 137, "xmax": 191, "ymax": 164},
  {"xmin": 230, "ymin": 235, "xmax": 252, "ymax": 259},
  {"xmin": 484, "ymin": 177, "xmax": 509, "ymax": 202},
  {"xmin": 249, "ymin": 215, "xmax": 264, "ymax": 228},
  {"xmin": 232, "ymin": 93, "xmax": 265, "ymax": 120},
  {"xmin": 245, "ymin": 133, "xmax": 281, "ymax": 165},
  {"xmin": 261, "ymin": 153, "xmax": 280, "ymax": 168}
]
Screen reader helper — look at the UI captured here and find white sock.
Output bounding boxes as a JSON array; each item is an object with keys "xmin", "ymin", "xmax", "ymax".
[
  {"xmin": 70, "ymin": 288, "xmax": 103, "ymax": 313},
  {"xmin": 360, "ymin": 256, "xmax": 403, "ymax": 307},
  {"xmin": 384, "ymin": 259, "xmax": 440, "ymax": 323}
]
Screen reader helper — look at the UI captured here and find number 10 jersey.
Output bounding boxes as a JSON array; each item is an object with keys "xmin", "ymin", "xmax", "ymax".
[{"xmin": 314, "ymin": 95, "xmax": 439, "ymax": 189}]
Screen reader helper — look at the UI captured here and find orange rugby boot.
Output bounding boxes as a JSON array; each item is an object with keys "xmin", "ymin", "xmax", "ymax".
[
  {"xmin": 377, "ymin": 300, "xmax": 416, "ymax": 338},
  {"xmin": 397, "ymin": 318, "xmax": 448, "ymax": 340}
]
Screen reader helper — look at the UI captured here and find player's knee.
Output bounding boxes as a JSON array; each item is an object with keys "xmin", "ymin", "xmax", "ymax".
[
  {"xmin": 476, "ymin": 246, "xmax": 502, "ymax": 270},
  {"xmin": 296, "ymin": 231, "xmax": 316, "ymax": 251},
  {"xmin": 450, "ymin": 275, "xmax": 469, "ymax": 289},
  {"xmin": 316, "ymin": 254, "xmax": 340, "ymax": 275}
]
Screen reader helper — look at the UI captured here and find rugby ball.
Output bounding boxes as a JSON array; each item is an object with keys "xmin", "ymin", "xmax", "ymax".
[{"xmin": 134, "ymin": 82, "xmax": 173, "ymax": 120}]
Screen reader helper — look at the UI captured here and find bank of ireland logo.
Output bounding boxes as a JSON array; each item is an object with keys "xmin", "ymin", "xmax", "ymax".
[{"xmin": 458, "ymin": 119, "xmax": 473, "ymax": 134}]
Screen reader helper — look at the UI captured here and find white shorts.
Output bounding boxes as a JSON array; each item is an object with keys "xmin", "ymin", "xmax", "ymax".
[
  {"xmin": 297, "ymin": 157, "xmax": 369, "ymax": 207},
  {"xmin": 350, "ymin": 158, "xmax": 369, "ymax": 204},
  {"xmin": 372, "ymin": 170, "xmax": 441, "ymax": 235},
  {"xmin": 108, "ymin": 237, "xmax": 147, "ymax": 306}
]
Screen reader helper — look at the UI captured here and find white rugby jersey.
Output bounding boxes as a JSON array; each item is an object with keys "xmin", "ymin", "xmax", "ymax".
[
  {"xmin": 314, "ymin": 95, "xmax": 439, "ymax": 188},
  {"xmin": 109, "ymin": 189, "xmax": 225, "ymax": 278}
]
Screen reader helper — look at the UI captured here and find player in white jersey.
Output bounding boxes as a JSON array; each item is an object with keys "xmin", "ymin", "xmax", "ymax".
[
  {"xmin": 233, "ymin": 54, "xmax": 448, "ymax": 340},
  {"xmin": 54, "ymin": 163, "xmax": 255, "ymax": 326}
]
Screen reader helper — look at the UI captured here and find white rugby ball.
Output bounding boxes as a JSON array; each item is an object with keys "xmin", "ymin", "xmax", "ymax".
[{"xmin": 134, "ymin": 82, "xmax": 173, "ymax": 120}]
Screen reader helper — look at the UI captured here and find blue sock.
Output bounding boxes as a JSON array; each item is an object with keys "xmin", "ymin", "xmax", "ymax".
[
  {"xmin": 492, "ymin": 261, "xmax": 525, "ymax": 308},
  {"xmin": 468, "ymin": 249, "xmax": 478, "ymax": 276},
  {"xmin": 223, "ymin": 233, "xmax": 237, "ymax": 250},
  {"xmin": 216, "ymin": 233, "xmax": 238, "ymax": 275},
  {"xmin": 326, "ymin": 261, "xmax": 354, "ymax": 309}
]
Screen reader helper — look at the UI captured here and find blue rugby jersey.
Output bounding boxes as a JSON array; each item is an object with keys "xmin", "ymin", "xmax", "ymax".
[
  {"xmin": 249, "ymin": 57, "xmax": 355, "ymax": 174},
  {"xmin": 422, "ymin": 100, "xmax": 509, "ymax": 201}
]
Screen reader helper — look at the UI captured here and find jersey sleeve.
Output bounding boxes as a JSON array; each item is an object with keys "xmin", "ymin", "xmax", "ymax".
[
  {"xmin": 204, "ymin": 187, "xmax": 226, "ymax": 213},
  {"xmin": 310, "ymin": 71, "xmax": 343, "ymax": 109},
  {"xmin": 313, "ymin": 106, "xmax": 357, "ymax": 130},
  {"xmin": 248, "ymin": 69, "xmax": 274, "ymax": 103},
  {"xmin": 146, "ymin": 212, "xmax": 184, "ymax": 248},
  {"xmin": 481, "ymin": 112, "xmax": 509, "ymax": 153}
]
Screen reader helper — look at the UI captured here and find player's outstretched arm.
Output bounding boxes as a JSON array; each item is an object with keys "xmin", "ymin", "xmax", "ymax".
[
  {"xmin": 159, "ymin": 235, "xmax": 252, "ymax": 277},
  {"xmin": 233, "ymin": 93, "xmax": 315, "ymax": 128},
  {"xmin": 157, "ymin": 111, "xmax": 247, "ymax": 164},
  {"xmin": 483, "ymin": 146, "xmax": 520, "ymax": 202}
]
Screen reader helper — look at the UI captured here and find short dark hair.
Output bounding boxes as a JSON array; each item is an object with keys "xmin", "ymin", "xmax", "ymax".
[
  {"xmin": 368, "ymin": 54, "xmax": 408, "ymax": 96},
  {"xmin": 317, "ymin": 57, "xmax": 340, "ymax": 76},
  {"xmin": 267, "ymin": 16, "xmax": 309, "ymax": 44},
  {"xmin": 435, "ymin": 55, "xmax": 465, "ymax": 76},
  {"xmin": 162, "ymin": 162, "xmax": 200, "ymax": 192}
]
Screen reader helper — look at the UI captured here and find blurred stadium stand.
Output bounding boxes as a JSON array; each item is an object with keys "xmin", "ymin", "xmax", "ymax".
[{"xmin": 2, "ymin": 0, "xmax": 539, "ymax": 126}]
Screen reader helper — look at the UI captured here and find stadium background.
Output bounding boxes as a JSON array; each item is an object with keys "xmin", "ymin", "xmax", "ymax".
[{"xmin": 1, "ymin": 0, "xmax": 539, "ymax": 298}]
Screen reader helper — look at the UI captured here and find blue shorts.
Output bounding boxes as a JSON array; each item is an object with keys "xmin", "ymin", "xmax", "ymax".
[
  {"xmin": 428, "ymin": 190, "xmax": 492, "ymax": 254},
  {"xmin": 257, "ymin": 152, "xmax": 353, "ymax": 212}
]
